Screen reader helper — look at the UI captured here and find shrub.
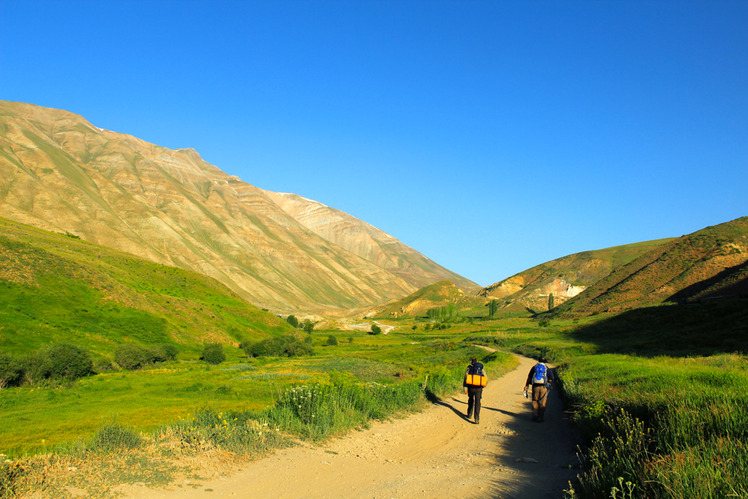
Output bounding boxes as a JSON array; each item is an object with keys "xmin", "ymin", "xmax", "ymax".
[
  {"xmin": 114, "ymin": 344, "xmax": 152, "ymax": 370},
  {"xmin": 32, "ymin": 344, "xmax": 93, "ymax": 381},
  {"xmin": 325, "ymin": 335, "xmax": 338, "ymax": 346},
  {"xmin": 201, "ymin": 343, "xmax": 226, "ymax": 365},
  {"xmin": 369, "ymin": 324, "xmax": 382, "ymax": 335},
  {"xmin": 286, "ymin": 315, "xmax": 299, "ymax": 328},
  {"xmin": 245, "ymin": 335, "xmax": 314, "ymax": 358},
  {"xmin": 89, "ymin": 421, "xmax": 142, "ymax": 453},
  {"xmin": 0, "ymin": 354, "xmax": 24, "ymax": 388}
]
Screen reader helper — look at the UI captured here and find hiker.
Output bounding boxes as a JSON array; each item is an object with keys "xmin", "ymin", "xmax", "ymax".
[
  {"xmin": 524, "ymin": 356, "xmax": 553, "ymax": 422},
  {"xmin": 463, "ymin": 357, "xmax": 487, "ymax": 424}
]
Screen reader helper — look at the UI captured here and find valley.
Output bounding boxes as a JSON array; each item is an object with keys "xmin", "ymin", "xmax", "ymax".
[{"xmin": 1, "ymin": 102, "xmax": 746, "ymax": 498}]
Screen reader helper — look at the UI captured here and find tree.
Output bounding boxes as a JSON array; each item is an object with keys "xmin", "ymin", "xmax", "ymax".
[
  {"xmin": 286, "ymin": 315, "xmax": 299, "ymax": 328},
  {"xmin": 548, "ymin": 293, "xmax": 555, "ymax": 310},
  {"xmin": 488, "ymin": 299, "xmax": 498, "ymax": 318},
  {"xmin": 325, "ymin": 335, "xmax": 338, "ymax": 346},
  {"xmin": 302, "ymin": 319, "xmax": 315, "ymax": 334},
  {"xmin": 369, "ymin": 324, "xmax": 382, "ymax": 335}
]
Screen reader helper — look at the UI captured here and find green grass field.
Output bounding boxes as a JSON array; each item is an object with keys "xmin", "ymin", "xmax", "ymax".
[{"xmin": 0, "ymin": 328, "xmax": 515, "ymax": 458}]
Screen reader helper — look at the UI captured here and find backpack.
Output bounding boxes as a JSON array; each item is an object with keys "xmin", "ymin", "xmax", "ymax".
[
  {"xmin": 532, "ymin": 363, "xmax": 548, "ymax": 384},
  {"xmin": 465, "ymin": 362, "xmax": 487, "ymax": 387}
]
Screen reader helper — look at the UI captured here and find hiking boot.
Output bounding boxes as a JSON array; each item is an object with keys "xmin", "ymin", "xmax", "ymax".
[
  {"xmin": 467, "ymin": 411, "xmax": 473, "ymax": 420},
  {"xmin": 474, "ymin": 417, "xmax": 479, "ymax": 424}
]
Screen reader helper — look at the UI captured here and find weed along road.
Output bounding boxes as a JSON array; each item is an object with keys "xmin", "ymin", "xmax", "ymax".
[{"xmin": 127, "ymin": 356, "xmax": 579, "ymax": 499}]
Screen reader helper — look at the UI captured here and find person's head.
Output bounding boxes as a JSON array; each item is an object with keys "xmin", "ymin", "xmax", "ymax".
[
  {"xmin": 539, "ymin": 356, "xmax": 547, "ymax": 363},
  {"xmin": 470, "ymin": 357, "xmax": 477, "ymax": 365}
]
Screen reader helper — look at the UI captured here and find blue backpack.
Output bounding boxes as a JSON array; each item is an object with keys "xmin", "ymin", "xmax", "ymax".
[{"xmin": 532, "ymin": 363, "xmax": 548, "ymax": 384}]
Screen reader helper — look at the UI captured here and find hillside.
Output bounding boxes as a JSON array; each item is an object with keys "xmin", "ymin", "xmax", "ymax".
[
  {"xmin": 369, "ymin": 280, "xmax": 485, "ymax": 318},
  {"xmin": 0, "ymin": 101, "xmax": 476, "ymax": 313},
  {"xmin": 554, "ymin": 216, "xmax": 748, "ymax": 316},
  {"xmin": 480, "ymin": 239, "xmax": 673, "ymax": 313},
  {"xmin": 0, "ymin": 217, "xmax": 293, "ymax": 357}
]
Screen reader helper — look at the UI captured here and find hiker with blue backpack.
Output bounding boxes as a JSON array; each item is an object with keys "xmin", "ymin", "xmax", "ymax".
[
  {"xmin": 463, "ymin": 357, "xmax": 487, "ymax": 424},
  {"xmin": 524, "ymin": 357, "xmax": 553, "ymax": 422}
]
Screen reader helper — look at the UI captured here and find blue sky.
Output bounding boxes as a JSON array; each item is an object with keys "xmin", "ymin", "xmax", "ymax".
[{"xmin": 2, "ymin": 1, "xmax": 746, "ymax": 287}]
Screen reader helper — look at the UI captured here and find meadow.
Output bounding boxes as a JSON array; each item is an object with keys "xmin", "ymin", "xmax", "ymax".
[
  {"xmin": 479, "ymin": 301, "xmax": 748, "ymax": 499},
  {"xmin": 0, "ymin": 325, "xmax": 517, "ymax": 496},
  {"xmin": 2, "ymin": 299, "xmax": 747, "ymax": 498}
]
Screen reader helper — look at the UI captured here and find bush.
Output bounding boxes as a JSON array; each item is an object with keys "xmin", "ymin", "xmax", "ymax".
[
  {"xmin": 27, "ymin": 344, "xmax": 93, "ymax": 382},
  {"xmin": 0, "ymin": 354, "xmax": 24, "ymax": 388},
  {"xmin": 325, "ymin": 335, "xmax": 338, "ymax": 346},
  {"xmin": 114, "ymin": 344, "xmax": 152, "ymax": 370},
  {"xmin": 369, "ymin": 324, "xmax": 382, "ymax": 335},
  {"xmin": 89, "ymin": 421, "xmax": 142, "ymax": 453},
  {"xmin": 245, "ymin": 335, "xmax": 314, "ymax": 358},
  {"xmin": 286, "ymin": 315, "xmax": 299, "ymax": 328},
  {"xmin": 201, "ymin": 343, "xmax": 226, "ymax": 365}
]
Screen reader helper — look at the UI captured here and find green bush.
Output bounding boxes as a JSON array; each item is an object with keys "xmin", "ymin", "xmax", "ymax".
[
  {"xmin": 286, "ymin": 315, "xmax": 299, "ymax": 328},
  {"xmin": 201, "ymin": 343, "xmax": 226, "ymax": 365},
  {"xmin": 245, "ymin": 335, "xmax": 314, "ymax": 358},
  {"xmin": 114, "ymin": 344, "xmax": 152, "ymax": 370},
  {"xmin": 369, "ymin": 324, "xmax": 382, "ymax": 335},
  {"xmin": 325, "ymin": 335, "xmax": 338, "ymax": 346},
  {"xmin": 25, "ymin": 344, "xmax": 93, "ymax": 382},
  {"xmin": 89, "ymin": 421, "xmax": 142, "ymax": 453},
  {"xmin": 0, "ymin": 354, "xmax": 24, "ymax": 388}
]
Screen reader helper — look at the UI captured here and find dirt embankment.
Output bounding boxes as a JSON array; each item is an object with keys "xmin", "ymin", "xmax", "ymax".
[{"xmin": 124, "ymin": 356, "xmax": 580, "ymax": 498}]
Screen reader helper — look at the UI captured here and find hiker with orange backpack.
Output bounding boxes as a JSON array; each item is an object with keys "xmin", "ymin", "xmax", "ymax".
[{"xmin": 463, "ymin": 357, "xmax": 487, "ymax": 424}]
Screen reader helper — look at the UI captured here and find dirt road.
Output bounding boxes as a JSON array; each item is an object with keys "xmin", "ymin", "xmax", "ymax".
[{"xmin": 129, "ymin": 356, "xmax": 580, "ymax": 498}]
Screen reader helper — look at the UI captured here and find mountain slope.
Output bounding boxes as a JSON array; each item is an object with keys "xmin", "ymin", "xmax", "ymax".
[
  {"xmin": 0, "ymin": 217, "xmax": 293, "ymax": 357},
  {"xmin": 554, "ymin": 217, "xmax": 748, "ymax": 316},
  {"xmin": 479, "ymin": 239, "xmax": 674, "ymax": 313},
  {"xmin": 265, "ymin": 191, "xmax": 478, "ymax": 292},
  {"xmin": 0, "ymin": 101, "xmax": 474, "ymax": 312}
]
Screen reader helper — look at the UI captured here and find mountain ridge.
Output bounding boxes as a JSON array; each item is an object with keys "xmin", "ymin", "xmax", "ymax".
[{"xmin": 0, "ymin": 101, "xmax": 477, "ymax": 313}]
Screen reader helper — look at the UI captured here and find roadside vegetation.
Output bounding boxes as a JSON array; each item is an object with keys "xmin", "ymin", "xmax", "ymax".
[{"xmin": 0, "ymin": 326, "xmax": 516, "ymax": 497}]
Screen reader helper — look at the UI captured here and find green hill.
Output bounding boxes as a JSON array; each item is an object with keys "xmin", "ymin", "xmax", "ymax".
[
  {"xmin": 554, "ymin": 216, "xmax": 748, "ymax": 316},
  {"xmin": 369, "ymin": 280, "xmax": 485, "ymax": 319},
  {"xmin": 0, "ymin": 217, "xmax": 293, "ymax": 358},
  {"xmin": 480, "ymin": 238, "xmax": 674, "ymax": 313}
]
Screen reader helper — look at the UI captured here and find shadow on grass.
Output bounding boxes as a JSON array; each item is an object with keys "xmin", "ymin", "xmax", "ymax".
[{"xmin": 571, "ymin": 298, "xmax": 748, "ymax": 357}]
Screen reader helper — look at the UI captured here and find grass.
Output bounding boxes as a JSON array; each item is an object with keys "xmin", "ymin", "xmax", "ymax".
[
  {"xmin": 488, "ymin": 301, "xmax": 748, "ymax": 499},
  {"xmin": 0, "ymin": 328, "xmax": 516, "ymax": 497}
]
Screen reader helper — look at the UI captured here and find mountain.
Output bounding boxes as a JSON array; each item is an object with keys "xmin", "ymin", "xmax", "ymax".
[
  {"xmin": 554, "ymin": 217, "xmax": 748, "ymax": 316},
  {"xmin": 265, "ymin": 191, "xmax": 477, "ymax": 292},
  {"xmin": 0, "ymin": 217, "xmax": 293, "ymax": 357},
  {"xmin": 479, "ymin": 239, "xmax": 674, "ymax": 313},
  {"xmin": 0, "ymin": 101, "xmax": 477, "ymax": 313}
]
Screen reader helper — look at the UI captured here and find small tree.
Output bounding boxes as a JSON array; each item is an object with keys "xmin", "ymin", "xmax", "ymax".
[
  {"xmin": 286, "ymin": 315, "xmax": 299, "ymax": 328},
  {"xmin": 302, "ymin": 319, "xmax": 315, "ymax": 334},
  {"xmin": 488, "ymin": 299, "xmax": 498, "ymax": 318},
  {"xmin": 325, "ymin": 335, "xmax": 338, "ymax": 346},
  {"xmin": 201, "ymin": 343, "xmax": 226, "ymax": 365},
  {"xmin": 369, "ymin": 324, "xmax": 382, "ymax": 335},
  {"xmin": 548, "ymin": 293, "xmax": 555, "ymax": 310}
]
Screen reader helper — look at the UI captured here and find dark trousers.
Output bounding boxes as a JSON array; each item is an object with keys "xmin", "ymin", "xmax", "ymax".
[
  {"xmin": 531, "ymin": 384, "xmax": 548, "ymax": 421},
  {"xmin": 467, "ymin": 386, "xmax": 483, "ymax": 420}
]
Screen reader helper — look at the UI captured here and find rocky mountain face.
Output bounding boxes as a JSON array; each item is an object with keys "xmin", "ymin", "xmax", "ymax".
[
  {"xmin": 0, "ymin": 101, "xmax": 476, "ymax": 313},
  {"xmin": 554, "ymin": 217, "xmax": 748, "ymax": 316},
  {"xmin": 480, "ymin": 239, "xmax": 674, "ymax": 313}
]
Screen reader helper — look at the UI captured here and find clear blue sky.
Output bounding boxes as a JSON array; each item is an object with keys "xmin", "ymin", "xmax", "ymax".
[{"xmin": 2, "ymin": 1, "xmax": 746, "ymax": 287}]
